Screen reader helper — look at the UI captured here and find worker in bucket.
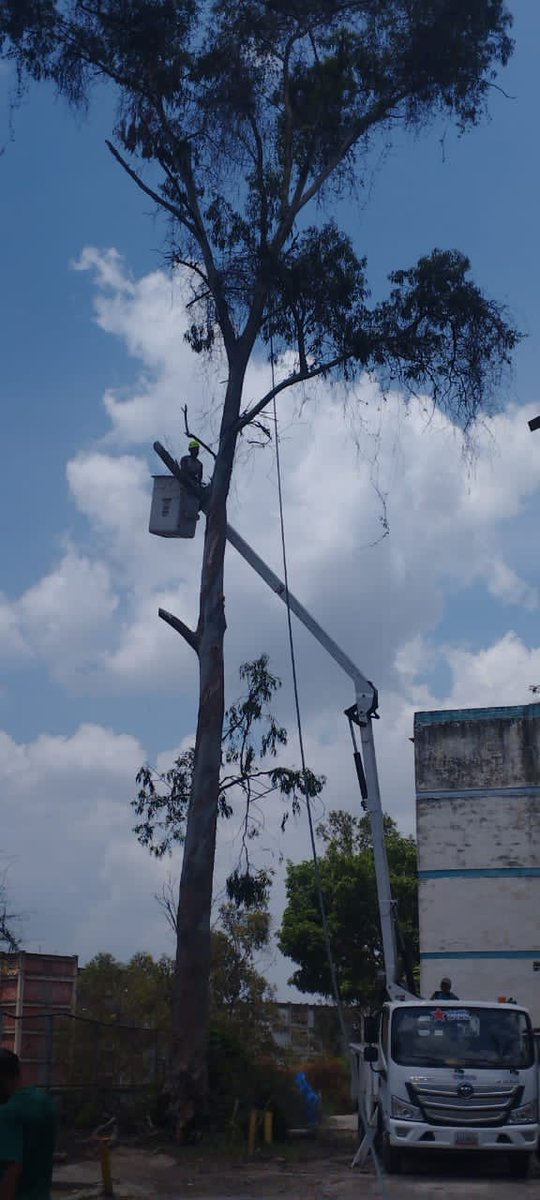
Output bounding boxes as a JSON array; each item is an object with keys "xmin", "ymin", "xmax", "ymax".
[
  {"xmin": 180, "ymin": 438, "xmax": 203, "ymax": 486},
  {"xmin": 431, "ymin": 976, "xmax": 459, "ymax": 1000}
]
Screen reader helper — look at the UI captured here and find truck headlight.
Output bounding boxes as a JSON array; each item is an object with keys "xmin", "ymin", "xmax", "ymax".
[
  {"xmin": 391, "ymin": 1095, "xmax": 421, "ymax": 1121},
  {"xmin": 508, "ymin": 1101, "xmax": 538, "ymax": 1125}
]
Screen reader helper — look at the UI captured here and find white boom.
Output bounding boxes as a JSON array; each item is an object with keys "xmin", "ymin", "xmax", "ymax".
[{"xmin": 226, "ymin": 523, "xmax": 411, "ymax": 1001}]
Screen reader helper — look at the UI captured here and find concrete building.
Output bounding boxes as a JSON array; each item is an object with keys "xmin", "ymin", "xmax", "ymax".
[
  {"xmin": 414, "ymin": 703, "xmax": 540, "ymax": 1024},
  {"xmin": 0, "ymin": 952, "xmax": 78, "ymax": 1085},
  {"xmin": 271, "ymin": 1002, "xmax": 344, "ymax": 1057}
]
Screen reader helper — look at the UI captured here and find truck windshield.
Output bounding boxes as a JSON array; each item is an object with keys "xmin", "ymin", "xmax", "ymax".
[{"xmin": 391, "ymin": 1006, "xmax": 534, "ymax": 1070}]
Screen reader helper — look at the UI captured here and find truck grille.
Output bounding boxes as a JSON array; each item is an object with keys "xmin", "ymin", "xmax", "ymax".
[{"xmin": 408, "ymin": 1082, "xmax": 519, "ymax": 1127}]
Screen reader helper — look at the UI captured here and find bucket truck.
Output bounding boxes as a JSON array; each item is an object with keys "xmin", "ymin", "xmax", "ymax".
[{"xmin": 149, "ymin": 452, "xmax": 539, "ymax": 1178}]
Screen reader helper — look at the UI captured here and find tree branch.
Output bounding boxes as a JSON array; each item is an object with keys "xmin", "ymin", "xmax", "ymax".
[
  {"xmin": 159, "ymin": 607, "xmax": 199, "ymax": 654},
  {"xmin": 182, "ymin": 404, "xmax": 216, "ymax": 459},
  {"xmin": 106, "ymin": 140, "xmax": 187, "ymax": 224},
  {"xmin": 293, "ymin": 93, "xmax": 406, "ymax": 218},
  {"xmin": 180, "ymin": 149, "xmax": 238, "ymax": 355},
  {"xmin": 237, "ymin": 354, "xmax": 348, "ymax": 429}
]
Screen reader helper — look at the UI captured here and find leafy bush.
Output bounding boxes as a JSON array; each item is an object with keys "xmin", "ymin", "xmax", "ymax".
[{"xmin": 207, "ymin": 1026, "xmax": 305, "ymax": 1138}]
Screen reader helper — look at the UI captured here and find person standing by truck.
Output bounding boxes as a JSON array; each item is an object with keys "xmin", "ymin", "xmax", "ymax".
[{"xmin": 431, "ymin": 976, "xmax": 459, "ymax": 1000}]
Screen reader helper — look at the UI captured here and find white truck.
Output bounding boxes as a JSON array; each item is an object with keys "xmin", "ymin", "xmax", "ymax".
[
  {"xmin": 353, "ymin": 997, "xmax": 538, "ymax": 1177},
  {"xmin": 150, "ymin": 447, "xmax": 539, "ymax": 1177},
  {"xmin": 351, "ymin": 703, "xmax": 540, "ymax": 1177}
]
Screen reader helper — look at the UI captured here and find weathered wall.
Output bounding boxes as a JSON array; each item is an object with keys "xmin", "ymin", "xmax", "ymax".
[
  {"xmin": 414, "ymin": 704, "xmax": 540, "ymax": 1024},
  {"xmin": 0, "ymin": 952, "xmax": 78, "ymax": 1085}
]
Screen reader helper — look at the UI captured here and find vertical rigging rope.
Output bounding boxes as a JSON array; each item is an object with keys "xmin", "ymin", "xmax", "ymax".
[{"xmin": 269, "ymin": 338, "xmax": 391, "ymax": 1199}]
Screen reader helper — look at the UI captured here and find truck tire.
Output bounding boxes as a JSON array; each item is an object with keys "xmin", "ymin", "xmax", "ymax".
[
  {"xmin": 508, "ymin": 1153, "xmax": 531, "ymax": 1179},
  {"xmin": 381, "ymin": 1133, "xmax": 402, "ymax": 1174}
]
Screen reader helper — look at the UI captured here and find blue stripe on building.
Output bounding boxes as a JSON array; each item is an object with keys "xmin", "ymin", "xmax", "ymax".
[
  {"xmin": 419, "ymin": 868, "xmax": 540, "ymax": 880},
  {"xmin": 416, "ymin": 785, "xmax": 540, "ymax": 800},
  {"xmin": 421, "ymin": 951, "xmax": 540, "ymax": 960},
  {"xmin": 414, "ymin": 704, "xmax": 540, "ymax": 726}
]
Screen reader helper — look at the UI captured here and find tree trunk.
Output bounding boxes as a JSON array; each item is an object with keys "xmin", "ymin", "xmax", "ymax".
[{"xmin": 165, "ymin": 362, "xmax": 245, "ymax": 1136}]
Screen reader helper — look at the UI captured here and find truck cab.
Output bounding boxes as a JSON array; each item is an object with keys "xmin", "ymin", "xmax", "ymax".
[{"xmin": 353, "ymin": 999, "xmax": 538, "ymax": 1176}]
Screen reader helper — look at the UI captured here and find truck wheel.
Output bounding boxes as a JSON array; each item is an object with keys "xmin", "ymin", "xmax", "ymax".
[
  {"xmin": 508, "ymin": 1152, "xmax": 531, "ymax": 1179},
  {"xmin": 381, "ymin": 1134, "xmax": 402, "ymax": 1174}
]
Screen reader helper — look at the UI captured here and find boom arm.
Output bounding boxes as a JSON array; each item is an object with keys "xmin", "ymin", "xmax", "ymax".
[{"xmin": 225, "ymin": 524, "xmax": 410, "ymax": 1001}]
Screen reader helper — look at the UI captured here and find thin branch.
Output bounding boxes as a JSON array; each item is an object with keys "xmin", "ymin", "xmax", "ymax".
[
  {"xmin": 180, "ymin": 149, "xmax": 238, "ymax": 354},
  {"xmin": 292, "ymin": 93, "xmax": 406, "ymax": 219},
  {"xmin": 171, "ymin": 256, "xmax": 210, "ymax": 289},
  {"xmin": 237, "ymin": 353, "xmax": 348, "ymax": 429},
  {"xmin": 487, "ymin": 81, "xmax": 516, "ymax": 100},
  {"xmin": 182, "ymin": 404, "xmax": 216, "ymax": 459},
  {"xmin": 159, "ymin": 607, "xmax": 199, "ymax": 654},
  {"xmin": 106, "ymin": 140, "xmax": 186, "ymax": 224},
  {"xmin": 156, "ymin": 154, "xmax": 198, "ymax": 239}
]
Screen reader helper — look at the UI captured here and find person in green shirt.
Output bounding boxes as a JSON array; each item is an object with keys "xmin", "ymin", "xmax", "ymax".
[{"xmin": 0, "ymin": 1050, "xmax": 56, "ymax": 1200}]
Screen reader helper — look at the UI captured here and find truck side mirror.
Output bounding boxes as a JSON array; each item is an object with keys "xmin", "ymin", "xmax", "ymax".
[
  {"xmin": 363, "ymin": 1045, "xmax": 378, "ymax": 1063},
  {"xmin": 364, "ymin": 1016, "xmax": 379, "ymax": 1044}
]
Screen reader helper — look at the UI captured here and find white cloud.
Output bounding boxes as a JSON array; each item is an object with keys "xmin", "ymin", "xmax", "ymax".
[
  {"xmin": 74, "ymin": 246, "xmax": 227, "ymax": 446},
  {"xmin": 0, "ymin": 594, "xmax": 29, "ymax": 661},
  {"xmin": 439, "ymin": 632, "xmax": 540, "ymax": 710},
  {"xmin": 0, "ymin": 723, "xmax": 174, "ymax": 961},
  {"xmin": 16, "ymin": 549, "xmax": 118, "ymax": 683},
  {"xmin": 3, "ymin": 249, "xmax": 540, "ymax": 990}
]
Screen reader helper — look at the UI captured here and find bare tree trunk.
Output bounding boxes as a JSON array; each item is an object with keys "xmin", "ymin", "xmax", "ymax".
[{"xmin": 165, "ymin": 365, "xmax": 245, "ymax": 1136}]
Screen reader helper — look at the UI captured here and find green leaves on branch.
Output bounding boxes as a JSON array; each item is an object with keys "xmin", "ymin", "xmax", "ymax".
[
  {"xmin": 260, "ymin": 236, "xmax": 519, "ymax": 428},
  {"xmin": 370, "ymin": 249, "xmax": 520, "ymax": 427},
  {"xmin": 132, "ymin": 655, "xmax": 325, "ymax": 902}
]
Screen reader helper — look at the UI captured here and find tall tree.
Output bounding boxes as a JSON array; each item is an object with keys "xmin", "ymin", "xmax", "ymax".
[
  {"xmin": 1, "ymin": 0, "xmax": 519, "ymax": 1127},
  {"xmin": 278, "ymin": 811, "xmax": 418, "ymax": 1006}
]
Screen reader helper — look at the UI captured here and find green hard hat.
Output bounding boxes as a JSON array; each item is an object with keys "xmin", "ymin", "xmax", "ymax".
[{"xmin": 189, "ymin": 439, "xmax": 200, "ymax": 449}]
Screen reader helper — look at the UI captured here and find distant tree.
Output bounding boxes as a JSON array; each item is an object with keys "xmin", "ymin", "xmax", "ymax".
[
  {"xmin": 0, "ymin": 865, "xmax": 20, "ymax": 952},
  {"xmin": 278, "ymin": 811, "xmax": 418, "ymax": 1006},
  {"xmin": 1, "ymin": 0, "xmax": 518, "ymax": 1126},
  {"xmin": 78, "ymin": 951, "xmax": 174, "ymax": 1030}
]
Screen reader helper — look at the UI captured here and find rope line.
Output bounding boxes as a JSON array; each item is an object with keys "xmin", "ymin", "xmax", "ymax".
[
  {"xmin": 269, "ymin": 369, "xmax": 347, "ymax": 1054},
  {"xmin": 269, "ymin": 340, "xmax": 391, "ymax": 1200}
]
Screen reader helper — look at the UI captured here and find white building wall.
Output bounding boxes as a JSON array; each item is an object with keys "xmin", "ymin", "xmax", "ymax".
[{"xmin": 414, "ymin": 704, "xmax": 540, "ymax": 1026}]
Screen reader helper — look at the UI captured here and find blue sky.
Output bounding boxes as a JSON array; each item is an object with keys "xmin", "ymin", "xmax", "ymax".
[{"xmin": 1, "ymin": 4, "xmax": 540, "ymax": 988}]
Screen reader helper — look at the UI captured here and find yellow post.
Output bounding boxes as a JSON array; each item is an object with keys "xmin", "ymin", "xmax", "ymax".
[
  {"xmin": 263, "ymin": 1110, "xmax": 273, "ymax": 1146},
  {"xmin": 99, "ymin": 1137, "xmax": 114, "ymax": 1197},
  {"xmin": 248, "ymin": 1108, "xmax": 258, "ymax": 1156}
]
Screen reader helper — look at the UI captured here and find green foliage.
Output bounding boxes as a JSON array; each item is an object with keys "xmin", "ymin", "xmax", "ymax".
[
  {"xmin": 133, "ymin": 655, "xmax": 325, "ymax": 901},
  {"xmin": 0, "ymin": 869, "xmax": 19, "ymax": 952},
  {"xmin": 0, "ymin": 1, "xmax": 519, "ymax": 427},
  {"xmin": 278, "ymin": 811, "xmax": 418, "ymax": 1006},
  {"xmin": 207, "ymin": 1027, "xmax": 306, "ymax": 1136},
  {"xmin": 210, "ymin": 902, "xmax": 275, "ymax": 1053},
  {"xmin": 77, "ymin": 950, "xmax": 174, "ymax": 1030}
]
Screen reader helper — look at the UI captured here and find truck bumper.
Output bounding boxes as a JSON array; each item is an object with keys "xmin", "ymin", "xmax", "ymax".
[{"xmin": 388, "ymin": 1119, "xmax": 538, "ymax": 1151}]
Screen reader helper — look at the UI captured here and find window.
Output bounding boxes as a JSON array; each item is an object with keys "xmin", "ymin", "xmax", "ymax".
[{"xmin": 391, "ymin": 1006, "xmax": 534, "ymax": 1070}]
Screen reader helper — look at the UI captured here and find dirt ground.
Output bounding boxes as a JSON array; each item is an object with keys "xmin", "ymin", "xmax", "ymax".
[{"xmin": 52, "ymin": 1123, "xmax": 540, "ymax": 1199}]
